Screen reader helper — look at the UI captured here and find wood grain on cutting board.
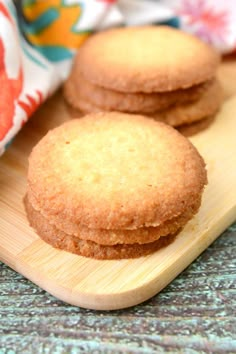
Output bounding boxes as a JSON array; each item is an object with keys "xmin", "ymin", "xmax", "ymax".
[{"xmin": 0, "ymin": 62, "xmax": 236, "ymax": 310}]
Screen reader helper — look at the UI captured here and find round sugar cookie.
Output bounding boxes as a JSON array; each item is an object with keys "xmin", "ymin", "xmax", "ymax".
[
  {"xmin": 64, "ymin": 70, "xmax": 211, "ymax": 113},
  {"xmin": 24, "ymin": 196, "xmax": 177, "ymax": 260},
  {"xmin": 27, "ymin": 190, "xmax": 201, "ymax": 245},
  {"xmin": 28, "ymin": 112, "xmax": 207, "ymax": 230},
  {"xmin": 75, "ymin": 26, "xmax": 220, "ymax": 93},
  {"xmin": 177, "ymin": 116, "xmax": 215, "ymax": 137},
  {"xmin": 151, "ymin": 79, "xmax": 222, "ymax": 126},
  {"xmin": 72, "ymin": 80, "xmax": 222, "ymax": 127}
]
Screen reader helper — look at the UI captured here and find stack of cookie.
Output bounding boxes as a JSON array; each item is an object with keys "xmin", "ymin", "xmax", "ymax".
[
  {"xmin": 25, "ymin": 112, "xmax": 207, "ymax": 259},
  {"xmin": 64, "ymin": 26, "xmax": 222, "ymax": 133}
]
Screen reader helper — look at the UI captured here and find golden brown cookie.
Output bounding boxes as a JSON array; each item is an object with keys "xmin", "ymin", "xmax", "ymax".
[
  {"xmin": 27, "ymin": 112, "xmax": 207, "ymax": 230},
  {"xmin": 64, "ymin": 70, "xmax": 211, "ymax": 113},
  {"xmin": 65, "ymin": 80, "xmax": 222, "ymax": 127},
  {"xmin": 177, "ymin": 116, "xmax": 216, "ymax": 137},
  {"xmin": 75, "ymin": 26, "xmax": 220, "ymax": 93},
  {"xmin": 24, "ymin": 196, "xmax": 177, "ymax": 260},
  {"xmin": 26, "ymin": 189, "xmax": 201, "ymax": 245},
  {"xmin": 150, "ymin": 79, "xmax": 222, "ymax": 126}
]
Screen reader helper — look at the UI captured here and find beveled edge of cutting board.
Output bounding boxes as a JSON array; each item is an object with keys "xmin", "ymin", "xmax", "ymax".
[{"xmin": 14, "ymin": 204, "xmax": 236, "ymax": 310}]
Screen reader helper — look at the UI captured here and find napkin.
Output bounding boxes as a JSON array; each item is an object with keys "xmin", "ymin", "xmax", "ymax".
[{"xmin": 1, "ymin": 0, "xmax": 236, "ymax": 155}]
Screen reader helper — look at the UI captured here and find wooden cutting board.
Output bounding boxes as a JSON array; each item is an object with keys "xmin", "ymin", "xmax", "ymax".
[{"xmin": 1, "ymin": 81, "xmax": 236, "ymax": 310}]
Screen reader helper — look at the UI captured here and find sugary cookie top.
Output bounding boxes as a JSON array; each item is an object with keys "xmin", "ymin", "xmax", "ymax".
[
  {"xmin": 28, "ymin": 112, "xmax": 207, "ymax": 229},
  {"xmin": 75, "ymin": 26, "xmax": 219, "ymax": 93}
]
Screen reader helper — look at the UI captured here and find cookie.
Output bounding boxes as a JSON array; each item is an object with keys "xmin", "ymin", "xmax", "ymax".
[
  {"xmin": 24, "ymin": 195, "xmax": 177, "ymax": 260},
  {"xmin": 64, "ymin": 70, "xmax": 211, "ymax": 113},
  {"xmin": 26, "ymin": 189, "xmax": 201, "ymax": 245},
  {"xmin": 65, "ymin": 80, "xmax": 222, "ymax": 127},
  {"xmin": 75, "ymin": 26, "xmax": 220, "ymax": 93},
  {"xmin": 27, "ymin": 112, "xmax": 207, "ymax": 230},
  {"xmin": 177, "ymin": 116, "xmax": 215, "ymax": 137},
  {"xmin": 151, "ymin": 79, "xmax": 222, "ymax": 126}
]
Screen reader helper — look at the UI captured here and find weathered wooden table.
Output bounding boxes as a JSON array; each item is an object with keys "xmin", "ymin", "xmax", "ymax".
[{"xmin": 0, "ymin": 58, "xmax": 236, "ymax": 353}]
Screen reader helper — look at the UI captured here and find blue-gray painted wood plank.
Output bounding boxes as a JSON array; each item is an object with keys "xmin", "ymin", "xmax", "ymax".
[{"xmin": 0, "ymin": 223, "xmax": 235, "ymax": 353}]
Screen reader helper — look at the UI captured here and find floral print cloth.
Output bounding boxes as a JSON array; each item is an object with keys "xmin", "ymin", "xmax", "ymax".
[{"xmin": 0, "ymin": 0, "xmax": 235, "ymax": 155}]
